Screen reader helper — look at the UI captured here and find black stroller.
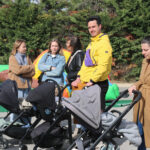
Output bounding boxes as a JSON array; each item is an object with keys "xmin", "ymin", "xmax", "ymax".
[
  {"xmin": 62, "ymin": 84, "xmax": 142, "ymax": 150},
  {"xmin": 26, "ymin": 79, "xmax": 73, "ymax": 150},
  {"xmin": 0, "ymin": 79, "xmax": 73, "ymax": 150},
  {"xmin": 0, "ymin": 79, "xmax": 36, "ymax": 149}
]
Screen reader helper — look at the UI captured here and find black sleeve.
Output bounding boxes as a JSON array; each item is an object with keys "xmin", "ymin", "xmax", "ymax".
[{"xmin": 67, "ymin": 52, "xmax": 85, "ymax": 82}]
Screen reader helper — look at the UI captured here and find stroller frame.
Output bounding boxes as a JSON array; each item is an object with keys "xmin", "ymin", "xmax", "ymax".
[
  {"xmin": 32, "ymin": 80, "xmax": 73, "ymax": 150},
  {"xmin": 0, "ymin": 79, "xmax": 67, "ymax": 150},
  {"xmin": 66, "ymin": 89, "xmax": 142, "ymax": 150},
  {"xmin": 0, "ymin": 106, "xmax": 42, "ymax": 149}
]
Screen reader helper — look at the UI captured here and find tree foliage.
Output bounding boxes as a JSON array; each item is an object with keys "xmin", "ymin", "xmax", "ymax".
[
  {"xmin": 97, "ymin": 0, "xmax": 150, "ymax": 80},
  {"xmin": 0, "ymin": 0, "xmax": 150, "ymax": 81}
]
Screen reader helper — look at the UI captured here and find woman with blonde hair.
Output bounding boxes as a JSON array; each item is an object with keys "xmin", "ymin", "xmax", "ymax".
[{"xmin": 8, "ymin": 39, "xmax": 35, "ymax": 123}]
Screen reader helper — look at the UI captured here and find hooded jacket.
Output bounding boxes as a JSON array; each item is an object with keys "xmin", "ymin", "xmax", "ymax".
[{"xmin": 78, "ymin": 33, "xmax": 112, "ymax": 83}]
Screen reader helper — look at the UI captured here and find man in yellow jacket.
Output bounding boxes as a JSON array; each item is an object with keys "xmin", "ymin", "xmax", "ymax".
[{"xmin": 72, "ymin": 16, "xmax": 112, "ymax": 111}]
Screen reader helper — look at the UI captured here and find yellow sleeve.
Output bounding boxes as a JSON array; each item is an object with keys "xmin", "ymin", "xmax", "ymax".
[{"xmin": 91, "ymin": 42, "xmax": 112, "ymax": 82}]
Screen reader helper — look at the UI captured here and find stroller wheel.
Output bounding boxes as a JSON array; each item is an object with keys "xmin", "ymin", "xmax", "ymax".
[
  {"xmin": 19, "ymin": 144, "xmax": 28, "ymax": 150},
  {"xmin": 2, "ymin": 141, "xmax": 8, "ymax": 149},
  {"xmin": 0, "ymin": 138, "xmax": 8, "ymax": 149}
]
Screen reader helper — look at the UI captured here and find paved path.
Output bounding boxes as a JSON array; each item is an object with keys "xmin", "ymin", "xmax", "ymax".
[{"xmin": 0, "ymin": 82, "xmax": 140, "ymax": 150}]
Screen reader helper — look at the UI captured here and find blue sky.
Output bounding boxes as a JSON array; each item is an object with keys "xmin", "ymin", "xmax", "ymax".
[{"xmin": 30, "ymin": 0, "xmax": 40, "ymax": 4}]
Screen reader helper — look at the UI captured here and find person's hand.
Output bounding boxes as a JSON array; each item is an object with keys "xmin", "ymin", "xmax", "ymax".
[
  {"xmin": 65, "ymin": 78, "xmax": 69, "ymax": 84},
  {"xmin": 32, "ymin": 64, "xmax": 35, "ymax": 68},
  {"xmin": 86, "ymin": 81, "xmax": 93, "ymax": 87},
  {"xmin": 128, "ymin": 85, "xmax": 136, "ymax": 95},
  {"xmin": 51, "ymin": 67, "xmax": 56, "ymax": 70},
  {"xmin": 71, "ymin": 77, "xmax": 81, "ymax": 87}
]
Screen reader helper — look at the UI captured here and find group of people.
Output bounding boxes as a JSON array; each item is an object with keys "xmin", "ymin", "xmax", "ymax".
[{"xmin": 7, "ymin": 15, "xmax": 150, "ymax": 150}]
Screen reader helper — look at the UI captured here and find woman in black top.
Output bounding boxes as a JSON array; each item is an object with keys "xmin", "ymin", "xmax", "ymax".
[
  {"xmin": 65, "ymin": 35, "xmax": 85, "ymax": 135},
  {"xmin": 65, "ymin": 35, "xmax": 85, "ymax": 83}
]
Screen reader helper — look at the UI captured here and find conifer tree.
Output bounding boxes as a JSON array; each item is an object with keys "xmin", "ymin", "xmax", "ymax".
[
  {"xmin": 98, "ymin": 0, "xmax": 150, "ymax": 80},
  {"xmin": 0, "ymin": 0, "xmax": 150, "ymax": 81}
]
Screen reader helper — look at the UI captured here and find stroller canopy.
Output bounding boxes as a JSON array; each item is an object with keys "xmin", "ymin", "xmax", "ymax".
[
  {"xmin": 62, "ymin": 85, "xmax": 101, "ymax": 129},
  {"xmin": 26, "ymin": 82, "xmax": 56, "ymax": 111},
  {"xmin": 0, "ymin": 79, "xmax": 19, "ymax": 113}
]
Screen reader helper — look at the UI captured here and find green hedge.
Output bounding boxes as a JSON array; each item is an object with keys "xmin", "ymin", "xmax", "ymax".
[{"xmin": 0, "ymin": 0, "xmax": 150, "ymax": 81}]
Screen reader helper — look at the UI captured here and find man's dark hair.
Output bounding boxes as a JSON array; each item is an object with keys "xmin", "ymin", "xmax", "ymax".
[
  {"xmin": 87, "ymin": 16, "xmax": 101, "ymax": 25},
  {"xmin": 141, "ymin": 36, "xmax": 150, "ymax": 46}
]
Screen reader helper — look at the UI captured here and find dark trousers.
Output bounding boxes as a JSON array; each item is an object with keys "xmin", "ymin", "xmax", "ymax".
[{"xmin": 96, "ymin": 80, "xmax": 109, "ymax": 111}]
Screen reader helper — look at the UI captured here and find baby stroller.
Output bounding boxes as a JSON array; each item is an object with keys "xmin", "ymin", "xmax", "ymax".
[
  {"xmin": 26, "ymin": 79, "xmax": 73, "ymax": 150},
  {"xmin": 0, "ymin": 79, "xmax": 72, "ymax": 150},
  {"xmin": 62, "ymin": 84, "xmax": 142, "ymax": 150},
  {"xmin": 0, "ymin": 79, "xmax": 36, "ymax": 150}
]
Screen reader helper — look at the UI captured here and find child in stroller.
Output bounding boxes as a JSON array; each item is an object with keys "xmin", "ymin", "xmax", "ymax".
[{"xmin": 62, "ymin": 84, "xmax": 142, "ymax": 150}]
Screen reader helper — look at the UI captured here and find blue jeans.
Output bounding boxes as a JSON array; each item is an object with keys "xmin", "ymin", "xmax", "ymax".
[
  {"xmin": 10, "ymin": 88, "xmax": 31, "ymax": 125},
  {"xmin": 138, "ymin": 120, "xmax": 146, "ymax": 150}
]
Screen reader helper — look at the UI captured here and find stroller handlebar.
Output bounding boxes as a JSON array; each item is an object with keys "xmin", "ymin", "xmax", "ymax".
[
  {"xmin": 105, "ymin": 89, "xmax": 142, "ymax": 112},
  {"xmin": 89, "ymin": 89, "xmax": 142, "ymax": 150},
  {"xmin": 132, "ymin": 90, "xmax": 142, "ymax": 102},
  {"xmin": 45, "ymin": 79, "xmax": 61, "ymax": 104}
]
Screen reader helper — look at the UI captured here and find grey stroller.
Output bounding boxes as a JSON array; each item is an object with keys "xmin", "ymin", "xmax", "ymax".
[{"xmin": 62, "ymin": 85, "xmax": 142, "ymax": 150}]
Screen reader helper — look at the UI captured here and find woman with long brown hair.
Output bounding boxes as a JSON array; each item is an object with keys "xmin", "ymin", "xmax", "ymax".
[{"xmin": 38, "ymin": 39, "xmax": 65, "ymax": 85}]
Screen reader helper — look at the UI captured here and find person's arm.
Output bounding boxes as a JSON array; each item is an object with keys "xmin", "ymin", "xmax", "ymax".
[
  {"xmin": 128, "ymin": 85, "xmax": 137, "ymax": 95},
  {"xmin": 67, "ymin": 52, "xmax": 84, "ymax": 81},
  {"xmin": 128, "ymin": 80, "xmax": 142, "ymax": 95},
  {"xmin": 21, "ymin": 58, "xmax": 35, "ymax": 78},
  {"xmin": 67, "ymin": 71, "xmax": 78, "ymax": 82},
  {"xmin": 9, "ymin": 55, "xmax": 35, "ymax": 75},
  {"xmin": 45, "ymin": 56, "xmax": 65, "ymax": 77},
  {"xmin": 38, "ymin": 53, "xmax": 51, "ymax": 72},
  {"xmin": 71, "ymin": 77, "xmax": 81, "ymax": 87},
  {"xmin": 128, "ymin": 59, "xmax": 145, "ymax": 95},
  {"xmin": 21, "ymin": 71, "xmax": 35, "ymax": 78}
]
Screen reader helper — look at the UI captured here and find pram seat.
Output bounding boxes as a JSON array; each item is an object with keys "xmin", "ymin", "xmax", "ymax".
[
  {"xmin": 0, "ymin": 79, "xmax": 33, "ymax": 127},
  {"xmin": 62, "ymin": 85, "xmax": 142, "ymax": 150},
  {"xmin": 26, "ymin": 79, "xmax": 73, "ymax": 150},
  {"xmin": 0, "ymin": 79, "xmax": 69, "ymax": 150},
  {"xmin": 62, "ymin": 85, "xmax": 101, "ymax": 130},
  {"xmin": 0, "ymin": 79, "xmax": 35, "ymax": 149},
  {"xmin": 0, "ymin": 79, "xmax": 19, "ymax": 114},
  {"xmin": 26, "ymin": 81, "xmax": 56, "ymax": 121}
]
